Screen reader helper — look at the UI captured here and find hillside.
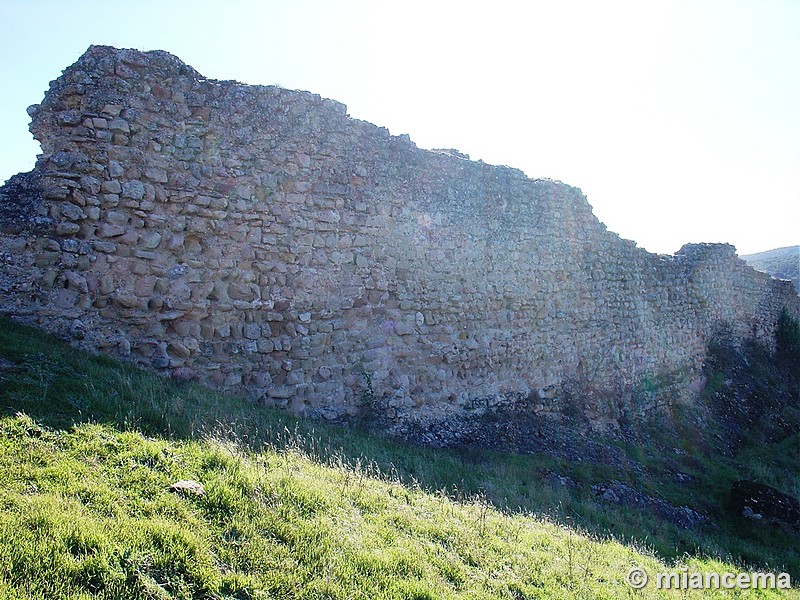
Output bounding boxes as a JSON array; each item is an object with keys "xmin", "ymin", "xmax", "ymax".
[
  {"xmin": 741, "ymin": 246, "xmax": 800, "ymax": 294},
  {"xmin": 0, "ymin": 316, "xmax": 798, "ymax": 598}
]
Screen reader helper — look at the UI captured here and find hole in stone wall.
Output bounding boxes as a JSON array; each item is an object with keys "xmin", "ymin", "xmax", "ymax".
[{"xmin": 184, "ymin": 235, "xmax": 203, "ymax": 255}]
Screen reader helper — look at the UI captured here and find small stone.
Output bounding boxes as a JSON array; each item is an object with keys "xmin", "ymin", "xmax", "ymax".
[
  {"xmin": 97, "ymin": 223, "xmax": 125, "ymax": 237},
  {"xmin": 106, "ymin": 209, "xmax": 128, "ymax": 226},
  {"xmin": 108, "ymin": 161, "xmax": 125, "ymax": 177},
  {"xmin": 151, "ymin": 84, "xmax": 171, "ymax": 100},
  {"xmin": 152, "ymin": 356, "xmax": 171, "ymax": 369},
  {"xmin": 157, "ymin": 310, "xmax": 185, "ymax": 321},
  {"xmin": 168, "ymin": 342, "xmax": 191, "ymax": 358},
  {"xmin": 64, "ymin": 271, "xmax": 88, "ymax": 292},
  {"xmin": 99, "ymin": 275, "xmax": 115, "ymax": 295},
  {"xmin": 68, "ymin": 319, "xmax": 86, "ymax": 340},
  {"xmin": 56, "ymin": 222, "xmax": 81, "ymax": 236},
  {"xmin": 268, "ymin": 386, "xmax": 294, "ymax": 399},
  {"xmin": 121, "ymin": 180, "xmax": 145, "ymax": 200},
  {"xmin": 57, "ymin": 111, "xmax": 83, "ymax": 126},
  {"xmin": 394, "ymin": 322, "xmax": 415, "ymax": 336},
  {"xmin": 114, "ymin": 290, "xmax": 139, "ymax": 308},
  {"xmin": 171, "ymin": 367, "xmax": 198, "ymax": 382},
  {"xmin": 139, "ymin": 231, "xmax": 161, "ymax": 249},
  {"xmin": 108, "ymin": 118, "xmax": 130, "ymax": 132},
  {"xmin": 742, "ymin": 506, "xmax": 762, "ymax": 520},
  {"xmin": 93, "ymin": 241, "xmax": 117, "ymax": 253},
  {"xmin": 169, "ymin": 480, "xmax": 205, "ymax": 496},
  {"xmin": 101, "ymin": 104, "xmax": 124, "ymax": 116},
  {"xmin": 103, "ymin": 194, "xmax": 120, "ymax": 207},
  {"xmin": 60, "ymin": 203, "xmax": 84, "ymax": 221},
  {"xmin": 223, "ymin": 372, "xmax": 242, "ymax": 386},
  {"xmin": 167, "ymin": 264, "xmax": 188, "ymax": 279},
  {"xmin": 318, "ymin": 210, "xmax": 340, "ymax": 224},
  {"xmin": 144, "ymin": 167, "xmax": 168, "ymax": 183},
  {"xmin": 729, "ymin": 480, "xmax": 800, "ymax": 530},
  {"xmin": 101, "ymin": 180, "xmax": 122, "ymax": 194}
]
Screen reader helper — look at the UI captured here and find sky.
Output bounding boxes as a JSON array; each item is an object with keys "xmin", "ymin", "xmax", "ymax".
[{"xmin": 0, "ymin": 0, "xmax": 797, "ymax": 256}]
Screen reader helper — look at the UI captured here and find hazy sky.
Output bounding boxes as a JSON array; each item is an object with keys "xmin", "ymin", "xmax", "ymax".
[{"xmin": 1, "ymin": 0, "xmax": 797, "ymax": 255}]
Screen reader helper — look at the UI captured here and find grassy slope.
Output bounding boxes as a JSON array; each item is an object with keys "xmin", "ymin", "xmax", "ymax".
[{"xmin": 0, "ymin": 317, "xmax": 797, "ymax": 599}]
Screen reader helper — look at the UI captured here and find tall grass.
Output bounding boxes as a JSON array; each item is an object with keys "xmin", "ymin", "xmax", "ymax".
[{"xmin": 0, "ymin": 317, "xmax": 797, "ymax": 598}]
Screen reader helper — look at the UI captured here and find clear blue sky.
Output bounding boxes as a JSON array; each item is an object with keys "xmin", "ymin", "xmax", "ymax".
[{"xmin": 1, "ymin": 0, "xmax": 797, "ymax": 255}]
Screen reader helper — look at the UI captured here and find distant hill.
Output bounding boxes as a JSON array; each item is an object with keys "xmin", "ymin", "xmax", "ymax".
[{"xmin": 741, "ymin": 245, "xmax": 800, "ymax": 294}]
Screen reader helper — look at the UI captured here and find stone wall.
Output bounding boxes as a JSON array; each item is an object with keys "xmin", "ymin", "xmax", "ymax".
[{"xmin": 1, "ymin": 46, "xmax": 797, "ymax": 438}]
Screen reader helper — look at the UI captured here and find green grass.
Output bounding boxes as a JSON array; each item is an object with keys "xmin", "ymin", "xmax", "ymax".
[{"xmin": 0, "ymin": 316, "xmax": 798, "ymax": 598}]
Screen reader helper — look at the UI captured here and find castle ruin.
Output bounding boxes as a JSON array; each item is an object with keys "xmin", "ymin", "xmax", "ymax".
[{"xmin": 1, "ymin": 46, "xmax": 797, "ymax": 444}]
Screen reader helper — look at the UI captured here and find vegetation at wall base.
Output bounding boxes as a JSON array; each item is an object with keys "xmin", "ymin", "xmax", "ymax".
[{"xmin": 0, "ymin": 316, "xmax": 798, "ymax": 598}]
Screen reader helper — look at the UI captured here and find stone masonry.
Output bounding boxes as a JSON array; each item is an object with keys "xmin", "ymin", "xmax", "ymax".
[{"xmin": 1, "ymin": 46, "xmax": 797, "ymax": 439}]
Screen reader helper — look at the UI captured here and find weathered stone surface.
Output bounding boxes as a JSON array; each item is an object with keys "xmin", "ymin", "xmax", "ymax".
[
  {"xmin": 139, "ymin": 231, "xmax": 161, "ymax": 249},
  {"xmin": 56, "ymin": 222, "xmax": 81, "ymax": 236},
  {"xmin": 144, "ymin": 167, "xmax": 168, "ymax": 183},
  {"xmin": 592, "ymin": 481, "xmax": 707, "ymax": 529},
  {"xmin": 114, "ymin": 290, "xmax": 139, "ymax": 309},
  {"xmin": 96, "ymin": 223, "xmax": 125, "ymax": 237},
  {"xmin": 729, "ymin": 480, "xmax": 800, "ymax": 531},
  {"xmin": 268, "ymin": 387, "xmax": 294, "ymax": 400},
  {"xmin": 169, "ymin": 480, "xmax": 206, "ymax": 496},
  {"xmin": 0, "ymin": 45, "xmax": 798, "ymax": 441},
  {"xmin": 121, "ymin": 180, "xmax": 145, "ymax": 200}
]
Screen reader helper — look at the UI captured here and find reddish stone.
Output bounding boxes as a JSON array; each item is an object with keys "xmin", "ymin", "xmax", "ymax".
[{"xmin": 151, "ymin": 84, "xmax": 171, "ymax": 100}]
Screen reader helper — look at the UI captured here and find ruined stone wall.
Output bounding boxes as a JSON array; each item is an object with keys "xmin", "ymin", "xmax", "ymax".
[{"xmin": 1, "ymin": 46, "xmax": 797, "ymax": 436}]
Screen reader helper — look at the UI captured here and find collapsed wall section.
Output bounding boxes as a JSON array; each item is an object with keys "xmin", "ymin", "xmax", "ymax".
[{"xmin": 1, "ymin": 46, "xmax": 797, "ymax": 436}]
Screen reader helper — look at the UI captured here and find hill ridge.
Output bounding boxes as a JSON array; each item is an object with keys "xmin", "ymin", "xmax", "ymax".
[{"xmin": 741, "ymin": 246, "xmax": 799, "ymax": 294}]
